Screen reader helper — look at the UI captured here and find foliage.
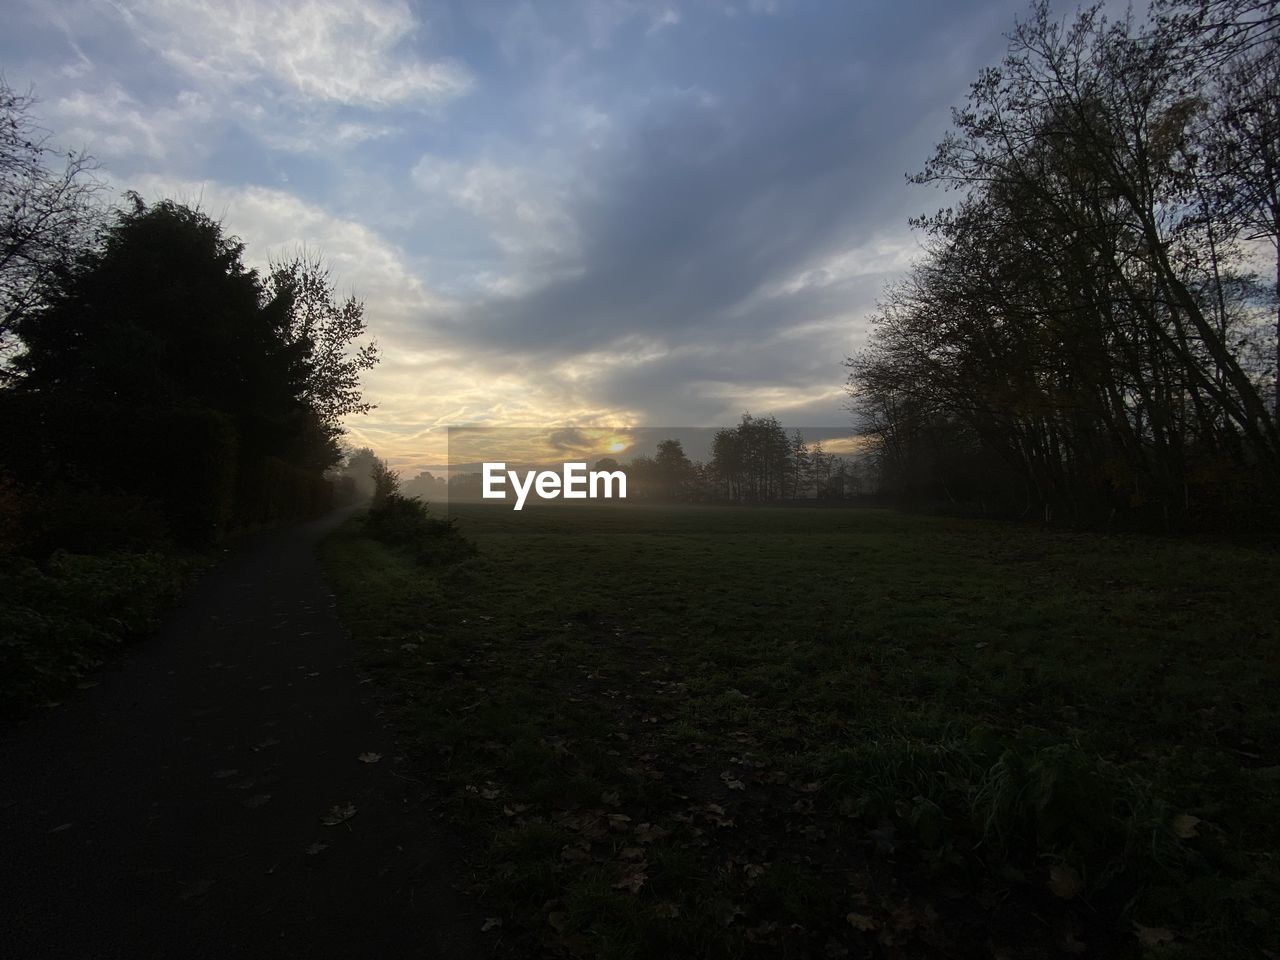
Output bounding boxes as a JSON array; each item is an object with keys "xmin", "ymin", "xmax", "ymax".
[
  {"xmin": 0, "ymin": 548, "xmax": 203, "ymax": 714},
  {"xmin": 371, "ymin": 457, "xmax": 400, "ymax": 506},
  {"xmin": 264, "ymin": 254, "xmax": 379, "ymax": 467},
  {"xmin": 337, "ymin": 446, "xmax": 384, "ymax": 502},
  {"xmin": 707, "ymin": 415, "xmax": 855, "ymax": 501},
  {"xmin": 6, "ymin": 195, "xmax": 375, "ymax": 544},
  {"xmin": 847, "ymin": 0, "xmax": 1280, "ymax": 530},
  {"xmin": 323, "ymin": 502, "xmax": 1280, "ymax": 958},
  {"xmin": 362, "ymin": 493, "xmax": 475, "ymax": 566}
]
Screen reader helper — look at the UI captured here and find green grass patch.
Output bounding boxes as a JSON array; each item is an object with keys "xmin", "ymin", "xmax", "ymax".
[{"xmin": 320, "ymin": 503, "xmax": 1280, "ymax": 958}]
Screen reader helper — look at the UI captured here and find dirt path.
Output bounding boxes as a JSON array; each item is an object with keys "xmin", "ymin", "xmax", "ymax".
[{"xmin": 0, "ymin": 510, "xmax": 481, "ymax": 959}]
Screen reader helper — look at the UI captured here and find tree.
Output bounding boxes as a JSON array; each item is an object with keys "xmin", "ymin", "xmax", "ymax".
[
  {"xmin": 789, "ymin": 430, "xmax": 810, "ymax": 498},
  {"xmin": 265, "ymin": 254, "xmax": 379, "ymax": 458},
  {"xmin": 1, "ymin": 79, "xmax": 103, "ymax": 365},
  {"xmin": 401, "ymin": 470, "xmax": 447, "ymax": 502},
  {"xmin": 710, "ymin": 428, "xmax": 743, "ymax": 499},
  {"xmin": 340, "ymin": 447, "xmax": 384, "ymax": 500},
  {"xmin": 9, "ymin": 196, "xmax": 376, "ymax": 537},
  {"xmin": 847, "ymin": 0, "xmax": 1280, "ymax": 528},
  {"xmin": 653, "ymin": 439, "xmax": 693, "ymax": 498}
]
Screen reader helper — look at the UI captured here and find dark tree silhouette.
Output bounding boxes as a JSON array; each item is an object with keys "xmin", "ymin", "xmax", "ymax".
[
  {"xmin": 8, "ymin": 195, "xmax": 378, "ymax": 543},
  {"xmin": 847, "ymin": 0, "xmax": 1280, "ymax": 529}
]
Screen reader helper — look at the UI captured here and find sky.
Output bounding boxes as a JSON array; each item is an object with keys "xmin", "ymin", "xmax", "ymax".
[{"xmin": 2, "ymin": 0, "xmax": 1052, "ymax": 473}]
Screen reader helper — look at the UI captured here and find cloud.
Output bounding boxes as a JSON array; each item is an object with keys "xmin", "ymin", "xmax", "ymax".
[
  {"xmin": 410, "ymin": 154, "xmax": 581, "ymax": 294},
  {"xmin": 50, "ymin": 83, "xmax": 213, "ymax": 162},
  {"xmin": 120, "ymin": 176, "xmax": 647, "ymax": 470},
  {"xmin": 114, "ymin": 0, "xmax": 471, "ymax": 107},
  {"xmin": 1, "ymin": 0, "xmax": 1051, "ymax": 461}
]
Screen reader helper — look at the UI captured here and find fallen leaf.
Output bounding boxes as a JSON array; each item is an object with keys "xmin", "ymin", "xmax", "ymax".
[
  {"xmin": 480, "ymin": 917, "xmax": 502, "ymax": 933},
  {"xmin": 1171, "ymin": 814, "xmax": 1200, "ymax": 839},
  {"xmin": 711, "ymin": 897, "xmax": 744, "ymax": 927},
  {"xmin": 48, "ymin": 822, "xmax": 73, "ymax": 834},
  {"xmin": 321, "ymin": 802, "xmax": 357, "ymax": 826},
  {"xmin": 211, "ymin": 769, "xmax": 239, "ymax": 779},
  {"xmin": 1134, "ymin": 923, "xmax": 1176, "ymax": 947},
  {"xmin": 1058, "ymin": 924, "xmax": 1087, "ymax": 955},
  {"xmin": 357, "ymin": 752, "xmax": 382, "ymax": 764},
  {"xmin": 612, "ymin": 864, "xmax": 648, "ymax": 893},
  {"xmin": 634, "ymin": 822, "xmax": 670, "ymax": 844},
  {"xmin": 601, "ymin": 790, "xmax": 620, "ymax": 806},
  {"xmin": 548, "ymin": 911, "xmax": 568, "ymax": 932},
  {"xmin": 1047, "ymin": 864, "xmax": 1083, "ymax": 900},
  {"xmin": 480, "ymin": 788, "xmax": 501, "ymax": 800},
  {"xmin": 243, "ymin": 794, "xmax": 272, "ymax": 809},
  {"xmin": 655, "ymin": 902, "xmax": 681, "ymax": 919},
  {"xmin": 847, "ymin": 912, "xmax": 878, "ymax": 931},
  {"xmin": 560, "ymin": 841, "xmax": 592, "ymax": 863},
  {"xmin": 179, "ymin": 879, "xmax": 214, "ymax": 900},
  {"xmin": 720, "ymin": 771, "xmax": 746, "ymax": 790},
  {"xmin": 305, "ymin": 842, "xmax": 329, "ymax": 855}
]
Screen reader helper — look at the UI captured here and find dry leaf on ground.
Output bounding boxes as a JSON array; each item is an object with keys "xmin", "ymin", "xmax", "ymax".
[
  {"xmin": 1047, "ymin": 864, "xmax": 1083, "ymax": 900},
  {"xmin": 1171, "ymin": 814, "xmax": 1200, "ymax": 838},
  {"xmin": 321, "ymin": 802, "xmax": 357, "ymax": 826},
  {"xmin": 1134, "ymin": 924, "xmax": 1176, "ymax": 947}
]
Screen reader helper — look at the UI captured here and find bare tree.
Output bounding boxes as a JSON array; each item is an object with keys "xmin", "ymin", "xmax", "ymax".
[
  {"xmin": 848, "ymin": 0, "xmax": 1280, "ymax": 526},
  {"xmin": 1, "ymin": 79, "xmax": 103, "ymax": 365}
]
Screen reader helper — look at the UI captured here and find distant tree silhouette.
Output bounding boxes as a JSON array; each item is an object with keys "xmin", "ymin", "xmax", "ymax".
[
  {"xmin": 339, "ymin": 447, "xmax": 384, "ymax": 501},
  {"xmin": 401, "ymin": 470, "xmax": 447, "ymax": 502},
  {"xmin": 653, "ymin": 439, "xmax": 693, "ymax": 498}
]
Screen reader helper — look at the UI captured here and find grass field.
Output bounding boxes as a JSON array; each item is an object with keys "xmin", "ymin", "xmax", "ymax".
[{"xmin": 320, "ymin": 503, "xmax": 1280, "ymax": 959}]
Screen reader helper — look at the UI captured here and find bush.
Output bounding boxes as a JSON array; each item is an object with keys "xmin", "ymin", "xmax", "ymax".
[
  {"xmin": 23, "ymin": 490, "xmax": 171, "ymax": 557},
  {"xmin": 363, "ymin": 493, "xmax": 475, "ymax": 566},
  {"xmin": 0, "ymin": 550, "xmax": 201, "ymax": 714}
]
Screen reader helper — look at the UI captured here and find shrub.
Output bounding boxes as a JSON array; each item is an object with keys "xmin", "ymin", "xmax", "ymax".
[
  {"xmin": 363, "ymin": 493, "xmax": 475, "ymax": 566},
  {"xmin": 0, "ymin": 549, "xmax": 200, "ymax": 714}
]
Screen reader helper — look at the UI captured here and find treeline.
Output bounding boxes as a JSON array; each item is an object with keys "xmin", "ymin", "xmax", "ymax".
[
  {"xmin": 433, "ymin": 414, "xmax": 873, "ymax": 503},
  {"xmin": 0, "ymin": 82, "xmax": 378, "ymax": 555},
  {"xmin": 846, "ymin": 0, "xmax": 1280, "ymax": 531},
  {"xmin": 631, "ymin": 414, "xmax": 869, "ymax": 501}
]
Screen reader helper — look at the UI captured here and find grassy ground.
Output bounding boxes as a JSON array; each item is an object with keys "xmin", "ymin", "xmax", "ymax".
[
  {"xmin": 320, "ymin": 503, "xmax": 1280, "ymax": 959},
  {"xmin": 0, "ymin": 549, "xmax": 205, "ymax": 716}
]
